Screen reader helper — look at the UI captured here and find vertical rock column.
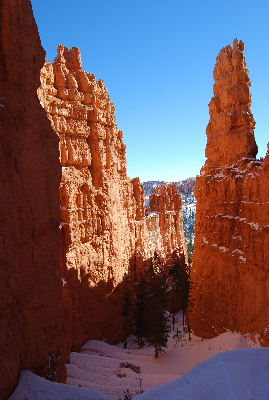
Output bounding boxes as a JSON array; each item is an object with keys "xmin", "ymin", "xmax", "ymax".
[
  {"xmin": 205, "ymin": 39, "xmax": 257, "ymax": 166},
  {"xmin": 190, "ymin": 40, "xmax": 269, "ymax": 344}
]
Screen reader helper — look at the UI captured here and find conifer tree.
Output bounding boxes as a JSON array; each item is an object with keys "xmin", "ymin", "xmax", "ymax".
[
  {"xmin": 134, "ymin": 277, "xmax": 149, "ymax": 346},
  {"xmin": 121, "ymin": 286, "xmax": 133, "ymax": 339},
  {"xmin": 144, "ymin": 253, "xmax": 170, "ymax": 358}
]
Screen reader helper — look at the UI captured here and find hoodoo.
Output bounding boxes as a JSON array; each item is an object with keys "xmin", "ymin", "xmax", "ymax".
[
  {"xmin": 38, "ymin": 47, "xmax": 187, "ymax": 347},
  {"xmin": 190, "ymin": 40, "xmax": 269, "ymax": 344}
]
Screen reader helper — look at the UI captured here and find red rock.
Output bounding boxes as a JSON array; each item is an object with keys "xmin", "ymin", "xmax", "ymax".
[
  {"xmin": 38, "ymin": 47, "xmax": 188, "ymax": 347},
  {"xmin": 206, "ymin": 39, "xmax": 257, "ymax": 166},
  {"xmin": 190, "ymin": 40, "xmax": 269, "ymax": 345},
  {"xmin": 0, "ymin": 0, "xmax": 68, "ymax": 397},
  {"xmin": 148, "ymin": 184, "xmax": 188, "ymax": 257},
  {"xmin": 0, "ymin": 3, "xmax": 187, "ymax": 394}
]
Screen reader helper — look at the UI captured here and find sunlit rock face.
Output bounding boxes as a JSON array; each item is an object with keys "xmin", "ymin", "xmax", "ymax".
[
  {"xmin": 148, "ymin": 184, "xmax": 188, "ymax": 257},
  {"xmin": 0, "ymin": 0, "xmax": 68, "ymax": 397},
  {"xmin": 0, "ymin": 0, "xmax": 188, "ymax": 394},
  {"xmin": 190, "ymin": 40, "xmax": 269, "ymax": 345},
  {"xmin": 205, "ymin": 39, "xmax": 257, "ymax": 166},
  {"xmin": 38, "ymin": 47, "xmax": 187, "ymax": 347}
]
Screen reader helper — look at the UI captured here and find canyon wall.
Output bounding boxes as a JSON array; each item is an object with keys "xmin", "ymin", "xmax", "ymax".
[
  {"xmin": 148, "ymin": 184, "xmax": 188, "ymax": 258},
  {"xmin": 0, "ymin": 2, "xmax": 185, "ymax": 396},
  {"xmin": 38, "ymin": 47, "xmax": 187, "ymax": 346},
  {"xmin": 190, "ymin": 40, "xmax": 269, "ymax": 344},
  {"xmin": 0, "ymin": 0, "xmax": 68, "ymax": 398}
]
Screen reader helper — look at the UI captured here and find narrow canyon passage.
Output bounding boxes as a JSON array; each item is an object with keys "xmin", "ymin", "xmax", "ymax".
[{"xmin": 0, "ymin": 0, "xmax": 268, "ymax": 399}]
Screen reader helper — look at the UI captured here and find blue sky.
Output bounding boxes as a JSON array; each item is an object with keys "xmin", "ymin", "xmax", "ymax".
[{"xmin": 31, "ymin": 0, "xmax": 268, "ymax": 182}]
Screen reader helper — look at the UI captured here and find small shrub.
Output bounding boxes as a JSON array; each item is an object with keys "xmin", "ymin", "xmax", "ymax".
[
  {"xmin": 115, "ymin": 368, "xmax": 127, "ymax": 378},
  {"xmin": 119, "ymin": 362, "xmax": 141, "ymax": 374},
  {"xmin": 119, "ymin": 389, "xmax": 133, "ymax": 400}
]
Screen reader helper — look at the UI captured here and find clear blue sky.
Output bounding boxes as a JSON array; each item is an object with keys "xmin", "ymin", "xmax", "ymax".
[{"xmin": 31, "ymin": 0, "xmax": 268, "ymax": 182}]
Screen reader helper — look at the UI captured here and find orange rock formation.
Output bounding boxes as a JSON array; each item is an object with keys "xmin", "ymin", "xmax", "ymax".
[
  {"xmin": 38, "ymin": 46, "xmax": 187, "ymax": 346},
  {"xmin": 190, "ymin": 40, "xmax": 269, "ymax": 344},
  {"xmin": 149, "ymin": 184, "xmax": 188, "ymax": 257},
  {"xmin": 0, "ymin": 2, "xmax": 187, "ymax": 396},
  {"xmin": 0, "ymin": 0, "xmax": 68, "ymax": 397}
]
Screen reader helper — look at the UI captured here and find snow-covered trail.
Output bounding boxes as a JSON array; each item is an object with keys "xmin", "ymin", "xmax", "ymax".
[{"xmin": 67, "ymin": 312, "xmax": 259, "ymax": 400}]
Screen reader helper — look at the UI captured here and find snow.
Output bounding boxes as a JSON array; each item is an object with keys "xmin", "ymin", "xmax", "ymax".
[
  {"xmin": 248, "ymin": 222, "xmax": 260, "ymax": 230},
  {"xmin": 213, "ymin": 173, "xmax": 226, "ymax": 179},
  {"xmin": 146, "ymin": 212, "xmax": 160, "ymax": 217},
  {"xmin": 66, "ymin": 313, "xmax": 261, "ymax": 399},
  {"xmin": 232, "ymin": 236, "xmax": 242, "ymax": 240},
  {"xmin": 218, "ymin": 246, "xmax": 228, "ymax": 252},
  {"xmin": 8, "ymin": 370, "xmax": 111, "ymax": 400},
  {"xmin": 231, "ymin": 168, "xmax": 246, "ymax": 174},
  {"xmin": 9, "ymin": 313, "xmax": 267, "ymax": 400},
  {"xmin": 135, "ymin": 349, "xmax": 269, "ymax": 400},
  {"xmin": 232, "ymin": 249, "xmax": 243, "ymax": 255},
  {"xmin": 182, "ymin": 195, "xmax": 196, "ymax": 254}
]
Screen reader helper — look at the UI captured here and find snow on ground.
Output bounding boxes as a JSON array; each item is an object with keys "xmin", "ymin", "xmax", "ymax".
[
  {"xmin": 135, "ymin": 348, "xmax": 269, "ymax": 400},
  {"xmin": 8, "ymin": 370, "xmax": 111, "ymax": 400},
  {"xmin": 66, "ymin": 312, "xmax": 261, "ymax": 400},
  {"xmin": 8, "ymin": 312, "xmax": 267, "ymax": 400}
]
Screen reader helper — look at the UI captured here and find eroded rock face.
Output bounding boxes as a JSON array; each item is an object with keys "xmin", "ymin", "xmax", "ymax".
[
  {"xmin": 190, "ymin": 40, "xmax": 269, "ymax": 345},
  {"xmin": 205, "ymin": 39, "xmax": 258, "ymax": 166},
  {"xmin": 0, "ymin": 0, "xmax": 68, "ymax": 397},
  {"xmin": 38, "ymin": 47, "xmax": 187, "ymax": 347},
  {"xmin": 148, "ymin": 184, "xmax": 188, "ymax": 257}
]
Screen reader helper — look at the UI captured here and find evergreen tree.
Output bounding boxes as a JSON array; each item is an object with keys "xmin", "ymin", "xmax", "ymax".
[
  {"xmin": 134, "ymin": 253, "xmax": 170, "ymax": 356},
  {"xmin": 169, "ymin": 257, "xmax": 184, "ymax": 328},
  {"xmin": 168, "ymin": 254, "xmax": 192, "ymax": 340},
  {"xmin": 121, "ymin": 286, "xmax": 133, "ymax": 339},
  {"xmin": 144, "ymin": 254, "xmax": 170, "ymax": 358},
  {"xmin": 134, "ymin": 277, "xmax": 149, "ymax": 346},
  {"xmin": 183, "ymin": 263, "xmax": 192, "ymax": 340}
]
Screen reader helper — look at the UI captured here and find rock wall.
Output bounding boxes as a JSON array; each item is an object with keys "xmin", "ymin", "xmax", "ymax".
[
  {"xmin": 38, "ymin": 47, "xmax": 187, "ymax": 347},
  {"xmin": 0, "ymin": 2, "xmax": 187, "ymax": 395},
  {"xmin": 148, "ymin": 184, "xmax": 188, "ymax": 258},
  {"xmin": 190, "ymin": 40, "xmax": 269, "ymax": 345},
  {"xmin": 0, "ymin": 0, "xmax": 68, "ymax": 398}
]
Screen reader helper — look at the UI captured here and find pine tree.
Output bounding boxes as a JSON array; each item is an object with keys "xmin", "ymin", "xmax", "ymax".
[
  {"xmin": 134, "ymin": 277, "xmax": 149, "ymax": 347},
  {"xmin": 144, "ymin": 254, "xmax": 170, "ymax": 358},
  {"xmin": 121, "ymin": 286, "xmax": 133, "ymax": 339},
  {"xmin": 168, "ymin": 254, "xmax": 192, "ymax": 340},
  {"xmin": 169, "ymin": 257, "xmax": 184, "ymax": 328}
]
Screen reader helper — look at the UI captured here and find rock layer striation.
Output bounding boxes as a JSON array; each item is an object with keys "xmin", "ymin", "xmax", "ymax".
[
  {"xmin": 190, "ymin": 40, "xmax": 269, "ymax": 344},
  {"xmin": 38, "ymin": 46, "xmax": 187, "ymax": 347}
]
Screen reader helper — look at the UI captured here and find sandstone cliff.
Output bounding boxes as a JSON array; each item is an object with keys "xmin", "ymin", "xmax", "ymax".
[
  {"xmin": 148, "ymin": 184, "xmax": 188, "ymax": 258},
  {"xmin": 0, "ymin": 3, "xmax": 187, "ymax": 396},
  {"xmin": 0, "ymin": 0, "xmax": 68, "ymax": 397},
  {"xmin": 38, "ymin": 47, "xmax": 187, "ymax": 347},
  {"xmin": 190, "ymin": 40, "xmax": 269, "ymax": 345}
]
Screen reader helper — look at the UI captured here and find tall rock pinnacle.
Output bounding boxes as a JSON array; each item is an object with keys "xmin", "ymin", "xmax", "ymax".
[
  {"xmin": 205, "ymin": 39, "xmax": 258, "ymax": 166},
  {"xmin": 190, "ymin": 40, "xmax": 269, "ymax": 345}
]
